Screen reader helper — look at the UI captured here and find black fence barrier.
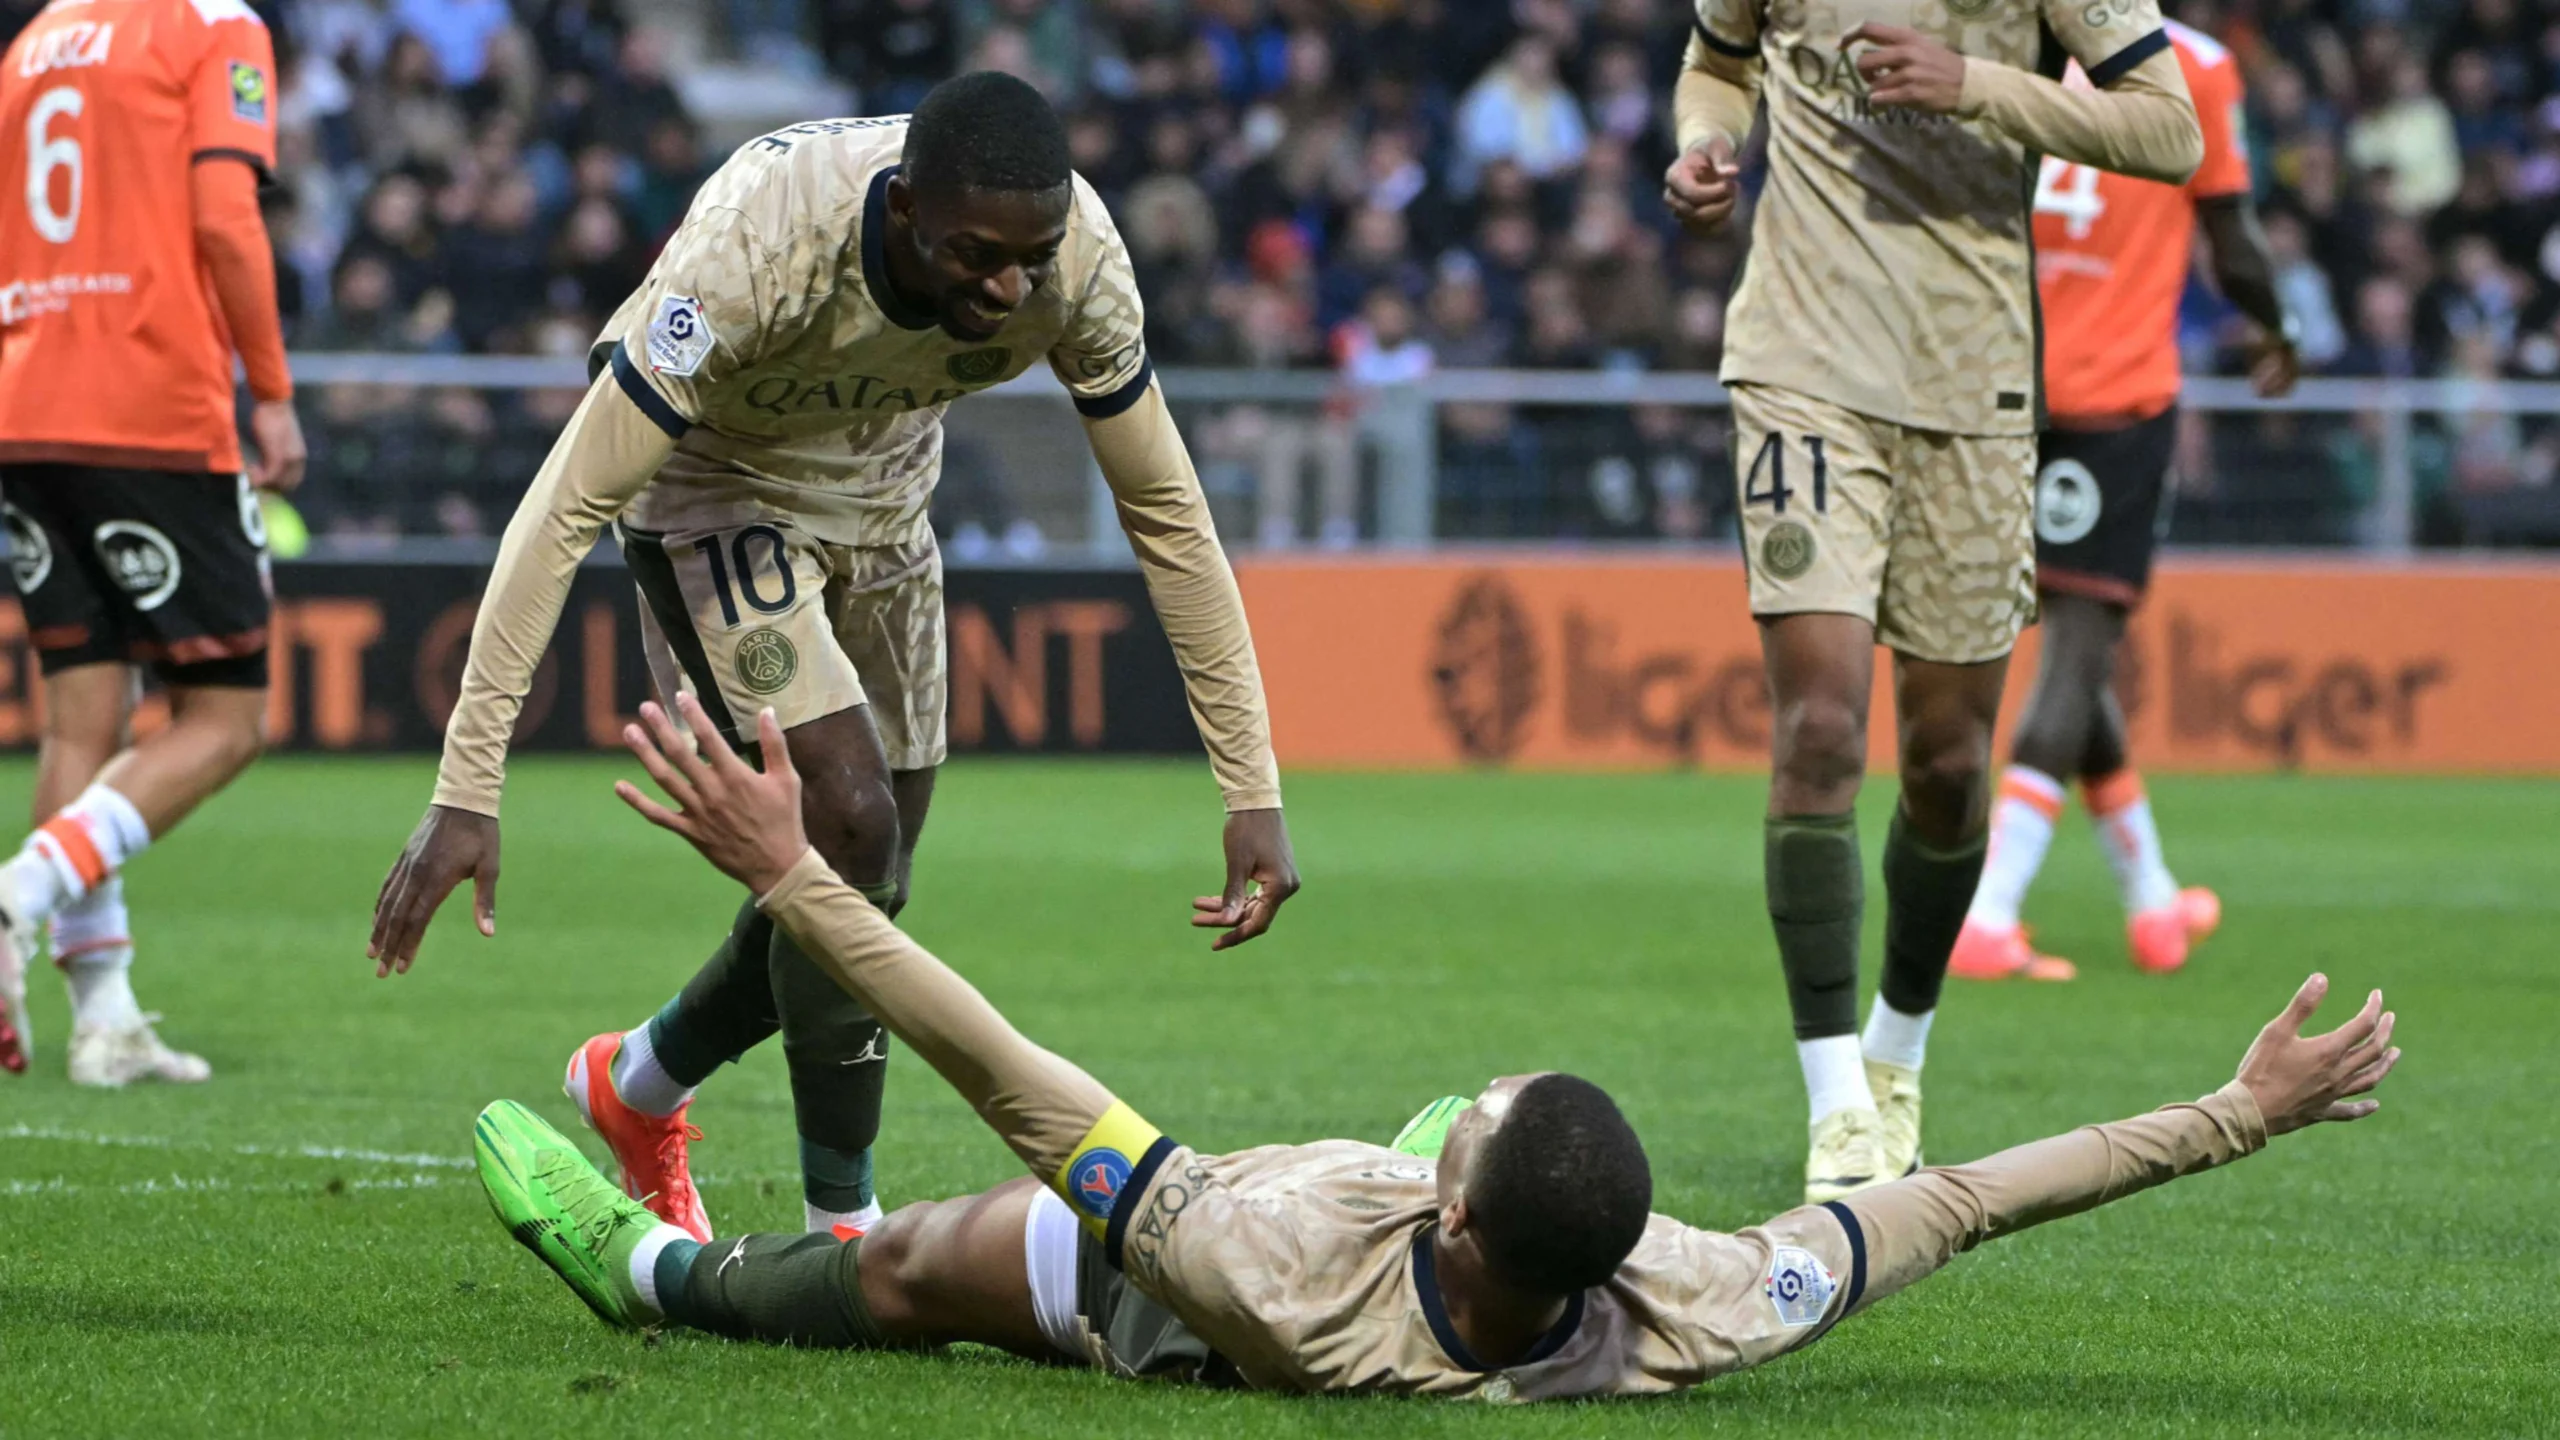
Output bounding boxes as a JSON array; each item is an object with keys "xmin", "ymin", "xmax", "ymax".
[{"xmin": 0, "ymin": 563, "xmax": 1205, "ymax": 757}]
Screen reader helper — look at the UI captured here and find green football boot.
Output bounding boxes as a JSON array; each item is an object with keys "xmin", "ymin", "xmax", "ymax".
[
  {"xmin": 1390, "ymin": 1095, "xmax": 1474, "ymax": 1160},
  {"xmin": 474, "ymin": 1099, "xmax": 662, "ymax": 1328}
]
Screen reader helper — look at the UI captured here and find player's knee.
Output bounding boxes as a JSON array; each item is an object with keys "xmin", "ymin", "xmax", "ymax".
[
  {"xmin": 1773, "ymin": 695, "xmax": 1867, "ymax": 798},
  {"xmin": 805, "ymin": 775, "xmax": 902, "ymax": 884},
  {"xmin": 1900, "ymin": 720, "xmax": 1992, "ymax": 828}
]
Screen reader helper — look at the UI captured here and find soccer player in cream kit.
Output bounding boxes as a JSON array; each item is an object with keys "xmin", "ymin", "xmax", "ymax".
[
  {"xmin": 1661, "ymin": 0, "xmax": 2206, "ymax": 1201},
  {"xmin": 370, "ymin": 74, "xmax": 1298, "ymax": 1240}
]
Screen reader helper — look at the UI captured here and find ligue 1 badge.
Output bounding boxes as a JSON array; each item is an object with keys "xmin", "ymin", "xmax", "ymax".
[
  {"xmin": 648, "ymin": 294, "xmax": 716, "ymax": 377},
  {"xmin": 1764, "ymin": 1245, "xmax": 1838, "ymax": 1328}
]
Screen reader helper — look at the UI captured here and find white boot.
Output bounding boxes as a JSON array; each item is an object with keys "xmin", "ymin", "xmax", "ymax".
[{"xmin": 68, "ymin": 1016, "xmax": 211, "ymax": 1087}]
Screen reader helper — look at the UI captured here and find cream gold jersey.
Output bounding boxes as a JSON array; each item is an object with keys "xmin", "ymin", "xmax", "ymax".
[
  {"xmin": 598, "ymin": 114, "xmax": 1152, "ymax": 547},
  {"xmin": 1696, "ymin": 0, "xmax": 2180, "ymax": 436},
  {"xmin": 1106, "ymin": 1077, "xmax": 2262, "ymax": 1398},
  {"xmin": 1111, "ymin": 1139, "xmax": 1857, "ymax": 1397}
]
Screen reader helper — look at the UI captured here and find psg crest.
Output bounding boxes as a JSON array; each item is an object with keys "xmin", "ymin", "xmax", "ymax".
[
  {"xmin": 947, "ymin": 347, "xmax": 1011, "ymax": 385},
  {"xmin": 1069, "ymin": 1146, "xmax": 1133, "ymax": 1220}
]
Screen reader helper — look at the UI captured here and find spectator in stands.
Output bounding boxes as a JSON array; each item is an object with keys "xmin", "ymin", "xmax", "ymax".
[
  {"xmin": 1451, "ymin": 34, "xmax": 1587, "ymax": 195},
  {"xmin": 821, "ymin": 0, "xmax": 956, "ymax": 114},
  {"xmin": 395, "ymin": 0, "xmax": 515, "ymax": 88},
  {"xmin": 2348, "ymin": 51, "xmax": 2462, "ymax": 215},
  {"xmin": 356, "ymin": 33, "xmax": 471, "ymax": 170}
]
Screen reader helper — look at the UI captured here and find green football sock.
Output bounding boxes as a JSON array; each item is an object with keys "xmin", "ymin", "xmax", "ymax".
[
  {"xmin": 800, "ymin": 1139, "xmax": 875, "ymax": 1215},
  {"xmin": 662, "ymin": 1231, "xmax": 892, "ymax": 1348},
  {"xmin": 646, "ymin": 899, "xmax": 782, "ymax": 1088},
  {"xmin": 1766, "ymin": 812, "xmax": 1864, "ymax": 1041},
  {"xmin": 1880, "ymin": 809, "xmax": 1987, "ymax": 1018}
]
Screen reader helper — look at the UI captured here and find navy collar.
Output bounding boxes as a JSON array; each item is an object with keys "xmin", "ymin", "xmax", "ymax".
[
  {"xmin": 1409, "ymin": 1225, "xmax": 1585, "ymax": 1373},
  {"xmin": 862, "ymin": 165, "xmax": 940, "ymax": 332}
]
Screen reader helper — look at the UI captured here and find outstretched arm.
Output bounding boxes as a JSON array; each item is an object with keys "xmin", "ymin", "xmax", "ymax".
[
  {"xmin": 368, "ymin": 373, "xmax": 675, "ymax": 972},
  {"xmin": 617, "ymin": 695, "xmax": 1163, "ymax": 1236},
  {"xmin": 1839, "ymin": 975, "xmax": 2399, "ymax": 1313},
  {"xmin": 1082, "ymin": 383, "xmax": 1299, "ymax": 948}
]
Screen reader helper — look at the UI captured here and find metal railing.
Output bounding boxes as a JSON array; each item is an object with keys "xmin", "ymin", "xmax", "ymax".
[{"xmin": 279, "ymin": 353, "xmax": 2560, "ymax": 559}]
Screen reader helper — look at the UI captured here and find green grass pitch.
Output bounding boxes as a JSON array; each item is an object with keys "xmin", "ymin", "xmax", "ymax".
[{"xmin": 0, "ymin": 757, "xmax": 2551, "ymax": 1437}]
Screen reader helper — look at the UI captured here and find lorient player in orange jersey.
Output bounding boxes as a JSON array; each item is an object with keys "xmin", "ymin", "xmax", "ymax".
[
  {"xmin": 1953, "ymin": 18, "xmax": 2294, "ymax": 984},
  {"xmin": 0, "ymin": 0, "xmax": 304, "ymax": 1084}
]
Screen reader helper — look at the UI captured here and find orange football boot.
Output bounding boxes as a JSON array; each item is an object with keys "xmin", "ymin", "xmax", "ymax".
[
  {"xmin": 2129, "ymin": 886, "xmax": 2221, "ymax": 974},
  {"xmin": 1949, "ymin": 919, "xmax": 2078, "ymax": 982},
  {"xmin": 564, "ymin": 1031, "xmax": 711, "ymax": 1241}
]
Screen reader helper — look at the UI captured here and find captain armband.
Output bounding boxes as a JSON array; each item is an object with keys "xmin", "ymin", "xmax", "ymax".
[{"xmin": 1053, "ymin": 1101, "xmax": 1177, "ymax": 1257}]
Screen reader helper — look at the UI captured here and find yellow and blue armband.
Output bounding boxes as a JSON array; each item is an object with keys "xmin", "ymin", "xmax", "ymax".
[{"xmin": 1053, "ymin": 1101, "xmax": 1174, "ymax": 1258}]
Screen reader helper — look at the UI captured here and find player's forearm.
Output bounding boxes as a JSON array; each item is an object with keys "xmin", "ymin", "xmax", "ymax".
[
  {"xmin": 1084, "ymin": 383, "xmax": 1283, "ymax": 812},
  {"xmin": 1675, "ymin": 34, "xmax": 1761, "ymax": 153},
  {"xmin": 1959, "ymin": 49, "xmax": 2202, "ymax": 184},
  {"xmin": 757, "ymin": 849, "xmax": 1121, "ymax": 1179},
  {"xmin": 190, "ymin": 158, "xmax": 291, "ymax": 403},
  {"xmin": 2200, "ymin": 198, "xmax": 2293, "ymax": 340},
  {"xmin": 431, "ymin": 378, "xmax": 674, "ymax": 816},
  {"xmin": 1840, "ymin": 1080, "xmax": 2267, "ymax": 1308}
]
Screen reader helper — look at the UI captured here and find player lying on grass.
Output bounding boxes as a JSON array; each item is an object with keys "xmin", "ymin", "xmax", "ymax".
[{"xmin": 473, "ymin": 693, "xmax": 2401, "ymax": 1397}]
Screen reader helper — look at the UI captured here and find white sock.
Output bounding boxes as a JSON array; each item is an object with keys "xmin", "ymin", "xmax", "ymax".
[
  {"xmin": 609, "ymin": 1024, "xmax": 696, "ymax": 1118},
  {"xmin": 2087, "ymin": 773, "xmax": 2181, "ymax": 914},
  {"xmin": 626, "ymin": 1222, "xmax": 687, "ymax": 1322},
  {"xmin": 1799, "ymin": 1035, "xmax": 1874, "ymax": 1124},
  {"xmin": 1966, "ymin": 767, "xmax": 2063, "ymax": 931},
  {"xmin": 53, "ymin": 875, "xmax": 143, "ymax": 1028},
  {"xmin": 1861, "ymin": 997, "xmax": 1933, "ymax": 1072},
  {"xmin": 807, "ymin": 1199, "xmax": 884, "ymax": 1237},
  {"xmin": 0, "ymin": 784, "xmax": 151, "ymax": 927}
]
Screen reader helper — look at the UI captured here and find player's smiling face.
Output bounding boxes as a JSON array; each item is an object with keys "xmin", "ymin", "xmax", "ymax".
[{"xmin": 888, "ymin": 176, "xmax": 1071, "ymax": 342}]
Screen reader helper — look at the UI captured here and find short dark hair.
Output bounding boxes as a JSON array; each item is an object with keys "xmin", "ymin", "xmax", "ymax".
[
  {"xmin": 1467, "ymin": 1074, "xmax": 1652, "ymax": 1295},
  {"xmin": 903, "ymin": 72, "xmax": 1071, "ymax": 197}
]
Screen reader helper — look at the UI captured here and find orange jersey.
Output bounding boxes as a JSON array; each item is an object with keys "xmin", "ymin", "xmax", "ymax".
[
  {"xmin": 0, "ymin": 0, "xmax": 278, "ymax": 473},
  {"xmin": 2033, "ymin": 20, "xmax": 2250, "ymax": 423}
]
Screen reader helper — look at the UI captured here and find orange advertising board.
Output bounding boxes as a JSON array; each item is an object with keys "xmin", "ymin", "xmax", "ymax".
[{"xmin": 1237, "ymin": 554, "xmax": 2560, "ymax": 774}]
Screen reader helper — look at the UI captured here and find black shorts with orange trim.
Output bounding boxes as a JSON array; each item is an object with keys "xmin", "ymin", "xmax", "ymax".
[
  {"xmin": 2032, "ymin": 407, "xmax": 2178, "ymax": 610},
  {"xmin": 1, "ymin": 464, "xmax": 272, "ymax": 687}
]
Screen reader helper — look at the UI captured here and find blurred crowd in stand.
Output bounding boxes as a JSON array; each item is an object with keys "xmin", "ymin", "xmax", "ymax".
[{"xmin": 5, "ymin": 0, "xmax": 2556, "ymax": 546}]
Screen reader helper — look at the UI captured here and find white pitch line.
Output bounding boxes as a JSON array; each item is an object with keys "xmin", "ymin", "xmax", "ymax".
[
  {"xmin": 0, "ymin": 1122, "xmax": 471, "ymax": 1170},
  {"xmin": 3, "ymin": 1173, "xmax": 464, "ymax": 1198}
]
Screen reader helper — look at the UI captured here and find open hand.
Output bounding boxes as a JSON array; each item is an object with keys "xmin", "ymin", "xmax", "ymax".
[
  {"xmin": 370, "ymin": 804, "xmax": 500, "ymax": 977},
  {"xmin": 1844, "ymin": 24, "xmax": 1968, "ymax": 113},
  {"xmin": 1192, "ymin": 807, "xmax": 1300, "ymax": 951},
  {"xmin": 1663, "ymin": 136, "xmax": 1742, "ymax": 234},
  {"xmin": 2236, "ymin": 974, "xmax": 2401, "ymax": 1137},
  {"xmin": 615, "ymin": 695, "xmax": 813, "ymax": 896}
]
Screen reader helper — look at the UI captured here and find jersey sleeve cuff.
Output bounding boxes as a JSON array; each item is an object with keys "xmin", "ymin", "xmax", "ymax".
[
  {"xmin": 191, "ymin": 147, "xmax": 277, "ymax": 189},
  {"xmin": 2086, "ymin": 28, "xmax": 2169, "ymax": 88},
  {"xmin": 754, "ymin": 846, "xmax": 835, "ymax": 913},
  {"xmin": 1221, "ymin": 787, "xmax": 1283, "ymax": 813},
  {"xmin": 610, "ymin": 340, "xmax": 695, "ymax": 440},
  {"xmin": 1072, "ymin": 357, "xmax": 1156, "ymax": 419},
  {"xmin": 429, "ymin": 782, "xmax": 501, "ymax": 820},
  {"xmin": 1692, "ymin": 15, "xmax": 1757, "ymax": 59},
  {"xmin": 2210, "ymin": 1078, "xmax": 2270, "ymax": 1153}
]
